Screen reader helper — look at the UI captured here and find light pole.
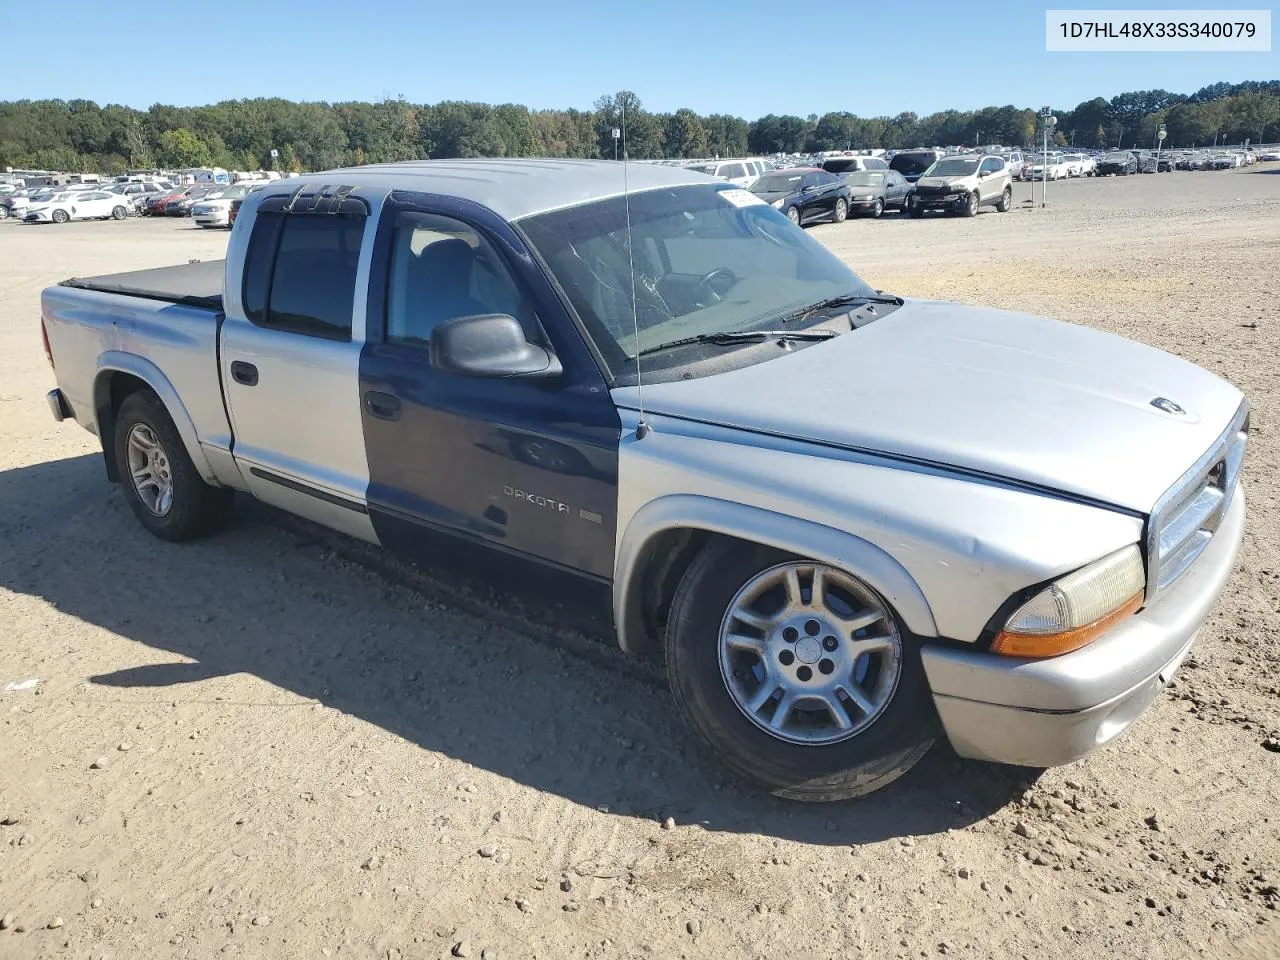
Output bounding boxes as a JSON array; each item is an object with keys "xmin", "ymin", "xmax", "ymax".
[{"xmin": 1039, "ymin": 107, "xmax": 1055, "ymax": 208}]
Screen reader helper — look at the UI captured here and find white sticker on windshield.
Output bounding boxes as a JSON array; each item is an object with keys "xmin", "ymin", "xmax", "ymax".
[{"xmin": 719, "ymin": 189, "xmax": 765, "ymax": 208}]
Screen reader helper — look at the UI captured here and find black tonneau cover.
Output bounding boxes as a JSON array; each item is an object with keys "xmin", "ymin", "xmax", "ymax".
[{"xmin": 61, "ymin": 259, "xmax": 225, "ymax": 310}]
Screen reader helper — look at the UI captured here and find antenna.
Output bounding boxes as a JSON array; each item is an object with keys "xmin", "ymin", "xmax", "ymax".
[{"xmin": 621, "ymin": 99, "xmax": 650, "ymax": 441}]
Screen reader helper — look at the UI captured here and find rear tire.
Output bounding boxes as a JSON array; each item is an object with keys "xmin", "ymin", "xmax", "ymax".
[
  {"xmin": 0, "ymin": 206, "xmax": 9, "ymax": 220},
  {"xmin": 665, "ymin": 540, "xmax": 937, "ymax": 801},
  {"xmin": 907, "ymin": 197, "xmax": 923, "ymax": 218},
  {"xmin": 111, "ymin": 205, "xmax": 127, "ymax": 221},
  {"xmin": 113, "ymin": 391, "xmax": 233, "ymax": 542},
  {"xmin": 996, "ymin": 186, "xmax": 1012, "ymax": 212}
]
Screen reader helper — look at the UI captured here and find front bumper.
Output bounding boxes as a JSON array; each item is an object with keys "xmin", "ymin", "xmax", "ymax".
[
  {"xmin": 921, "ymin": 485, "xmax": 1244, "ymax": 767},
  {"xmin": 911, "ymin": 192, "xmax": 968, "ymax": 211}
]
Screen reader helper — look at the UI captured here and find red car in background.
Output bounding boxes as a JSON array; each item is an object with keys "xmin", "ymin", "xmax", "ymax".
[{"xmin": 145, "ymin": 186, "xmax": 198, "ymax": 216}]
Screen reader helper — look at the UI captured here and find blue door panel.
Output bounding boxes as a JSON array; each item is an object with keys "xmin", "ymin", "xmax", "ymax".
[{"xmin": 358, "ymin": 191, "xmax": 622, "ymax": 581}]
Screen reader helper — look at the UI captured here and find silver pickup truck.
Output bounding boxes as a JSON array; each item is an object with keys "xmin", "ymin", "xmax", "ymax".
[{"xmin": 41, "ymin": 160, "xmax": 1248, "ymax": 801}]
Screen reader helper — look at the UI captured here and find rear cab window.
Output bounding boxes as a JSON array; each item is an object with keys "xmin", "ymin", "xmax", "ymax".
[{"xmin": 241, "ymin": 188, "xmax": 369, "ymax": 341}]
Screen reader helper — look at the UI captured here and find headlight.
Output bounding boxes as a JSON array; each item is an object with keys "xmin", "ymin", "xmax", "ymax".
[
  {"xmin": 771, "ymin": 198, "xmax": 784, "ymax": 209},
  {"xmin": 854, "ymin": 194, "xmax": 873, "ymax": 201},
  {"xmin": 992, "ymin": 545, "xmax": 1145, "ymax": 658}
]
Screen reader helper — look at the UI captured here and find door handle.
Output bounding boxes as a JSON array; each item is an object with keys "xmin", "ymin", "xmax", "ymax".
[
  {"xmin": 364, "ymin": 391, "xmax": 401, "ymax": 421},
  {"xmin": 230, "ymin": 361, "xmax": 258, "ymax": 386}
]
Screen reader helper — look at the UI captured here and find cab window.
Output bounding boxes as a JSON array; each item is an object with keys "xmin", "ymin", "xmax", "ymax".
[{"xmin": 384, "ymin": 212, "xmax": 532, "ymax": 346}]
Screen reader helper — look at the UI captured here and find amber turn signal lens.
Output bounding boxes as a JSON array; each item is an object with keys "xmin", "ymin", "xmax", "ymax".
[{"xmin": 992, "ymin": 590, "xmax": 1144, "ymax": 658}]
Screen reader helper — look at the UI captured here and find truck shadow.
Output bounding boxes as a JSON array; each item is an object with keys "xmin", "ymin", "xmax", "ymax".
[{"xmin": 0, "ymin": 453, "xmax": 1034, "ymax": 845}]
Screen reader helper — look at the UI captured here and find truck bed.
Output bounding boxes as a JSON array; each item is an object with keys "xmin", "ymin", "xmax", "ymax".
[{"xmin": 60, "ymin": 259, "xmax": 225, "ymax": 311}]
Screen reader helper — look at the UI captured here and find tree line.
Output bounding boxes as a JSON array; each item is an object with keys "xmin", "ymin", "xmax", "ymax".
[{"xmin": 1, "ymin": 81, "xmax": 1276, "ymax": 175}]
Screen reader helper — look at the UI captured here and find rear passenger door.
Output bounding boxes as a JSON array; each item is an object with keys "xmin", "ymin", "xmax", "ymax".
[{"xmin": 220, "ymin": 186, "xmax": 380, "ymax": 543}]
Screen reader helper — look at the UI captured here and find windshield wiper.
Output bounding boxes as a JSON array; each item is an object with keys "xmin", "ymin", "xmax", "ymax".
[
  {"xmin": 780, "ymin": 292, "xmax": 903, "ymax": 324},
  {"xmin": 634, "ymin": 329, "xmax": 838, "ymax": 359}
]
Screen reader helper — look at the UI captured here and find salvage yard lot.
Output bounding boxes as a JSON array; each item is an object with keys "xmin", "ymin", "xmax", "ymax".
[{"xmin": 1, "ymin": 167, "xmax": 1278, "ymax": 960}]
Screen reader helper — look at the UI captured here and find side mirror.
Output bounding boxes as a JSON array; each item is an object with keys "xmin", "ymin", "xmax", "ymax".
[
  {"xmin": 977, "ymin": 169, "xmax": 990, "ymax": 178},
  {"xmin": 429, "ymin": 314, "xmax": 562, "ymax": 379}
]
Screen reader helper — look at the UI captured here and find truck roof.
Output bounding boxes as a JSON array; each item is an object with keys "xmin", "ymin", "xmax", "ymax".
[{"xmin": 292, "ymin": 158, "xmax": 715, "ymax": 222}]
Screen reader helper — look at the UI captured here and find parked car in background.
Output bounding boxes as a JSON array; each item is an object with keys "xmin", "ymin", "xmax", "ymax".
[
  {"xmin": 1155, "ymin": 155, "xmax": 1175, "ymax": 172},
  {"xmin": 39, "ymin": 159, "xmax": 1249, "ymax": 802},
  {"xmin": 170, "ymin": 186, "xmax": 220, "ymax": 217},
  {"xmin": 192, "ymin": 182, "xmax": 266, "ymax": 228},
  {"xmin": 107, "ymin": 181, "xmax": 173, "ymax": 206},
  {"xmin": 4, "ymin": 188, "xmax": 67, "ymax": 220},
  {"xmin": 997, "ymin": 150, "xmax": 1026, "ymax": 179},
  {"xmin": 1210, "ymin": 153, "xmax": 1241, "ymax": 170},
  {"xmin": 909, "ymin": 154, "xmax": 1012, "ymax": 217},
  {"xmin": 839, "ymin": 170, "xmax": 911, "ymax": 217},
  {"xmin": 685, "ymin": 159, "xmax": 768, "ymax": 188},
  {"xmin": 748, "ymin": 168, "xmax": 851, "ymax": 224},
  {"xmin": 1060, "ymin": 153, "xmax": 1096, "ymax": 177},
  {"xmin": 146, "ymin": 185, "xmax": 202, "ymax": 216},
  {"xmin": 889, "ymin": 149, "xmax": 945, "ymax": 184},
  {"xmin": 1097, "ymin": 152, "xmax": 1138, "ymax": 176},
  {"xmin": 1131, "ymin": 152, "xmax": 1159, "ymax": 174},
  {"xmin": 23, "ymin": 190, "xmax": 131, "ymax": 224},
  {"xmin": 820, "ymin": 156, "xmax": 889, "ymax": 175},
  {"xmin": 1029, "ymin": 153, "xmax": 1071, "ymax": 180}
]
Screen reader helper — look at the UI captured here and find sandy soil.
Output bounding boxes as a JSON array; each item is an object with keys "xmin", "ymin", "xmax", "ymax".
[{"xmin": 1, "ymin": 168, "xmax": 1278, "ymax": 960}]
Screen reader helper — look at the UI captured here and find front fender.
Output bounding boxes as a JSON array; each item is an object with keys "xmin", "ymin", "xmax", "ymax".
[
  {"xmin": 611, "ymin": 411, "xmax": 1146, "ymax": 647},
  {"xmin": 94, "ymin": 351, "xmax": 217, "ymax": 484},
  {"xmin": 614, "ymin": 494, "xmax": 939, "ymax": 654}
]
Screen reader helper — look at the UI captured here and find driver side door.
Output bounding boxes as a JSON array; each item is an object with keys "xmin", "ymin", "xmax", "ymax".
[{"xmin": 977, "ymin": 158, "xmax": 1000, "ymax": 201}]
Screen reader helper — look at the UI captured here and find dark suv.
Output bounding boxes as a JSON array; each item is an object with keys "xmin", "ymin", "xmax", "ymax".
[{"xmin": 889, "ymin": 149, "xmax": 945, "ymax": 184}]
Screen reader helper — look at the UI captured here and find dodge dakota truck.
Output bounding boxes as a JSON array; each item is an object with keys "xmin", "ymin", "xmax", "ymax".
[{"xmin": 41, "ymin": 159, "xmax": 1248, "ymax": 801}]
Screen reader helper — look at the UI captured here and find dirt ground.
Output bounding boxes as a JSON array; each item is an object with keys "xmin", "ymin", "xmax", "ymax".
[{"xmin": 1, "ymin": 167, "xmax": 1278, "ymax": 960}]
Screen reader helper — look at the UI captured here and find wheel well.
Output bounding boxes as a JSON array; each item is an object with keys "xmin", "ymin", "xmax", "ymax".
[
  {"xmin": 625, "ymin": 528, "xmax": 787, "ymax": 657},
  {"xmin": 95, "ymin": 371, "xmax": 153, "ymax": 482}
]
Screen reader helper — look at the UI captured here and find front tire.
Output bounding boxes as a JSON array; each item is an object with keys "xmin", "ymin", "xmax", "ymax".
[
  {"xmin": 51, "ymin": 209, "xmax": 70, "ymax": 224},
  {"xmin": 962, "ymin": 191, "xmax": 979, "ymax": 217},
  {"xmin": 665, "ymin": 541, "xmax": 937, "ymax": 801},
  {"xmin": 111, "ymin": 205, "xmax": 127, "ymax": 220},
  {"xmin": 786, "ymin": 206, "xmax": 801, "ymax": 225},
  {"xmin": 113, "ymin": 391, "xmax": 233, "ymax": 542},
  {"xmin": 870, "ymin": 198, "xmax": 883, "ymax": 218},
  {"xmin": 833, "ymin": 198, "xmax": 848, "ymax": 223}
]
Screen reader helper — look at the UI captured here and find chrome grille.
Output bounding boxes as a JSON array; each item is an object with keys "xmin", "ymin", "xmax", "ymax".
[{"xmin": 1146, "ymin": 402, "xmax": 1249, "ymax": 595}]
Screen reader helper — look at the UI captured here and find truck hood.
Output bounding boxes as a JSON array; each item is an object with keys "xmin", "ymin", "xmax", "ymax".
[{"xmin": 612, "ymin": 300, "xmax": 1244, "ymax": 512}]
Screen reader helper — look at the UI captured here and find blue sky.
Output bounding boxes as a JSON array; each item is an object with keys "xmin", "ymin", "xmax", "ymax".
[{"xmin": 3, "ymin": 0, "xmax": 1275, "ymax": 116}]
